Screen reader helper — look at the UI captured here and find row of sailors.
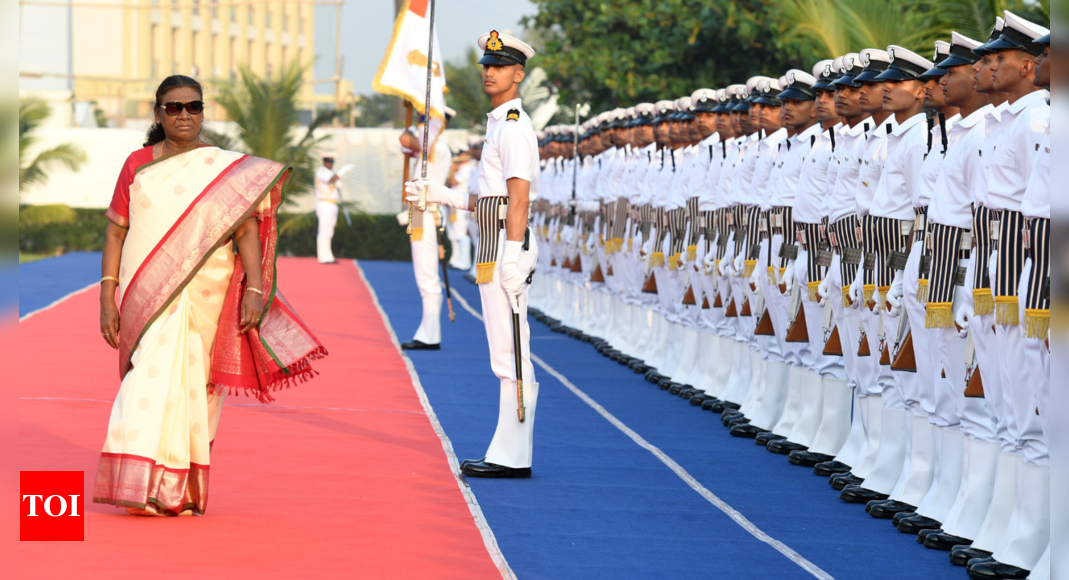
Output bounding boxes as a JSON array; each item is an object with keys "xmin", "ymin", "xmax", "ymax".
[{"xmin": 526, "ymin": 11, "xmax": 1051, "ymax": 580}]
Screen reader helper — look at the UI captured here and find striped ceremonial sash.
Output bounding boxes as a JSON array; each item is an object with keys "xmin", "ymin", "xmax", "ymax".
[
  {"xmin": 923, "ymin": 222, "xmax": 965, "ymax": 328},
  {"xmin": 863, "ymin": 215, "xmax": 904, "ymax": 305},
  {"xmin": 742, "ymin": 206, "xmax": 762, "ymax": 278},
  {"xmin": 913, "ymin": 207, "xmax": 930, "ymax": 300},
  {"xmin": 701, "ymin": 210, "xmax": 717, "ymax": 257},
  {"xmin": 602, "ymin": 200, "xmax": 617, "ymax": 254},
  {"xmin": 474, "ymin": 196, "xmax": 508, "ymax": 284},
  {"xmin": 775, "ymin": 206, "xmax": 795, "ymax": 270},
  {"xmin": 611, "ymin": 197, "xmax": 630, "ymax": 252},
  {"xmin": 829, "ymin": 215, "xmax": 861, "ymax": 307},
  {"xmin": 686, "ymin": 196, "xmax": 701, "ymax": 261},
  {"xmin": 715, "ymin": 208, "xmax": 731, "ymax": 261},
  {"xmin": 994, "ymin": 210, "xmax": 1027, "ymax": 325},
  {"xmin": 796, "ymin": 221, "xmax": 825, "ymax": 302},
  {"xmin": 971, "ymin": 205, "xmax": 995, "ymax": 315},
  {"xmin": 667, "ymin": 207, "xmax": 687, "ymax": 269},
  {"xmin": 732, "ymin": 205, "xmax": 747, "ymax": 258},
  {"xmin": 1023, "ymin": 217, "xmax": 1049, "ymax": 338}
]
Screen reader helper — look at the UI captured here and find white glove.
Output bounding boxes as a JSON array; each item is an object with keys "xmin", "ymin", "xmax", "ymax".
[
  {"xmin": 781, "ymin": 262, "xmax": 795, "ymax": 295},
  {"xmin": 585, "ymin": 232, "xmax": 597, "ymax": 255},
  {"xmin": 641, "ymin": 236, "xmax": 653, "ymax": 257},
  {"xmin": 395, "ymin": 209, "xmax": 410, "ymax": 227},
  {"xmin": 733, "ymin": 252, "xmax": 746, "ymax": 276},
  {"xmin": 500, "ymin": 240, "xmax": 528, "ymax": 312},
  {"xmin": 750, "ymin": 266, "xmax": 761, "ymax": 290},
  {"xmin": 704, "ymin": 247, "xmax": 718, "ymax": 275},
  {"xmin": 885, "ymin": 273, "xmax": 904, "ymax": 318},
  {"xmin": 848, "ymin": 272, "xmax": 863, "ymax": 309},
  {"xmin": 719, "ymin": 254, "xmax": 734, "ymax": 277},
  {"xmin": 404, "ymin": 178, "xmax": 468, "ymax": 210},
  {"xmin": 817, "ymin": 275, "xmax": 830, "ymax": 306},
  {"xmin": 955, "ymin": 304, "xmax": 973, "ymax": 339}
]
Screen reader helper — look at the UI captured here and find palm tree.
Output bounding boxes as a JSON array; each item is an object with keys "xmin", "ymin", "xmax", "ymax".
[
  {"xmin": 19, "ymin": 99, "xmax": 86, "ymax": 193},
  {"xmin": 205, "ymin": 64, "xmax": 338, "ymax": 206}
]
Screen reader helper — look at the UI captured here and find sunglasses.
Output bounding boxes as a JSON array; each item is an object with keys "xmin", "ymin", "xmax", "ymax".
[{"xmin": 159, "ymin": 100, "xmax": 205, "ymax": 116}]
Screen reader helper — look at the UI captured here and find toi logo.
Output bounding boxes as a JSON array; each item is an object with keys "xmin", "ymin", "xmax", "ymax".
[{"xmin": 20, "ymin": 471, "xmax": 84, "ymax": 541}]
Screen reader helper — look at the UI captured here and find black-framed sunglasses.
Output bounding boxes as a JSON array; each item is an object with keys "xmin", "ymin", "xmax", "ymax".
[{"xmin": 159, "ymin": 100, "xmax": 205, "ymax": 116}]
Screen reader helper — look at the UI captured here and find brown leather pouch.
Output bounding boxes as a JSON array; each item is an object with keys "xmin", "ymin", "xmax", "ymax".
[
  {"xmin": 641, "ymin": 272, "xmax": 658, "ymax": 294},
  {"xmin": 682, "ymin": 285, "xmax": 696, "ymax": 305},
  {"xmin": 755, "ymin": 309, "xmax": 775, "ymax": 335},
  {"xmin": 891, "ymin": 330, "xmax": 917, "ymax": 372},
  {"xmin": 725, "ymin": 297, "xmax": 738, "ymax": 317},
  {"xmin": 964, "ymin": 368, "xmax": 984, "ymax": 398},
  {"xmin": 823, "ymin": 326, "xmax": 843, "ymax": 356},
  {"xmin": 786, "ymin": 303, "xmax": 809, "ymax": 343}
]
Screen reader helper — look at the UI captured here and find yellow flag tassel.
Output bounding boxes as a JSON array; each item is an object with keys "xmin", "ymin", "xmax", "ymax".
[
  {"xmin": 925, "ymin": 303, "xmax": 954, "ymax": 328},
  {"xmin": 409, "ymin": 227, "xmax": 424, "ymax": 242},
  {"xmin": 668, "ymin": 254, "xmax": 681, "ymax": 271},
  {"xmin": 916, "ymin": 279, "xmax": 930, "ymax": 303},
  {"xmin": 863, "ymin": 284, "xmax": 876, "ymax": 304},
  {"xmin": 1023, "ymin": 309, "xmax": 1049, "ymax": 339},
  {"xmin": 995, "ymin": 296, "xmax": 1018, "ymax": 326},
  {"xmin": 973, "ymin": 288, "xmax": 994, "ymax": 316},
  {"xmin": 767, "ymin": 266, "xmax": 776, "ymax": 283},
  {"xmin": 742, "ymin": 259, "xmax": 757, "ymax": 278},
  {"xmin": 843, "ymin": 293, "xmax": 854, "ymax": 308},
  {"xmin": 686, "ymin": 245, "xmax": 697, "ymax": 262},
  {"xmin": 650, "ymin": 252, "xmax": 665, "ymax": 268},
  {"xmin": 808, "ymin": 281, "xmax": 821, "ymax": 303},
  {"xmin": 476, "ymin": 263, "xmax": 496, "ymax": 285}
]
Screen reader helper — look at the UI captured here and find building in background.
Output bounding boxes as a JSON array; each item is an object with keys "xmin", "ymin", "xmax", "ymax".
[{"xmin": 19, "ymin": 0, "xmax": 346, "ymax": 128}]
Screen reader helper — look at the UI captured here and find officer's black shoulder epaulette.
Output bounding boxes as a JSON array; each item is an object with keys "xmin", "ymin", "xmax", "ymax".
[{"xmin": 506, "ymin": 109, "xmax": 520, "ymax": 122}]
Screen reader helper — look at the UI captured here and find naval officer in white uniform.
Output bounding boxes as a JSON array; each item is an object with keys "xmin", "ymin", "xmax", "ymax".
[{"xmin": 406, "ymin": 30, "xmax": 540, "ymax": 478}]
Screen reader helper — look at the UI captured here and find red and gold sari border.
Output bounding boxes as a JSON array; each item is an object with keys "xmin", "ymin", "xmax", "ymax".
[
  {"xmin": 94, "ymin": 452, "xmax": 209, "ymax": 516},
  {"xmin": 106, "ymin": 207, "xmax": 129, "ymax": 228}
]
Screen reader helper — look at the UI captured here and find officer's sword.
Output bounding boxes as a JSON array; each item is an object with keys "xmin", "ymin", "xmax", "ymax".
[
  {"xmin": 512, "ymin": 229, "xmax": 534, "ymax": 423},
  {"xmin": 436, "ymin": 217, "xmax": 456, "ymax": 322},
  {"xmin": 415, "ymin": 0, "xmax": 437, "ymax": 214}
]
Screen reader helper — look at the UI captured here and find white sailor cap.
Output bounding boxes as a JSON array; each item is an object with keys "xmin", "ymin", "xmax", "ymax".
[
  {"xmin": 745, "ymin": 76, "xmax": 772, "ymax": 97},
  {"xmin": 626, "ymin": 106, "xmax": 637, "ymax": 119},
  {"xmin": 676, "ymin": 96, "xmax": 693, "ymax": 111},
  {"xmin": 812, "ymin": 59, "xmax": 837, "ymax": 91},
  {"xmin": 752, "ymin": 77, "xmax": 783, "ymax": 106},
  {"xmin": 854, "ymin": 49, "xmax": 891, "ymax": 83},
  {"xmin": 780, "ymin": 69, "xmax": 818, "ymax": 101},
  {"xmin": 876, "ymin": 45, "xmax": 933, "ymax": 81},
  {"xmin": 983, "ymin": 10, "xmax": 1050, "ymax": 56},
  {"xmin": 921, "ymin": 41, "xmax": 952, "ymax": 79},
  {"xmin": 443, "ymin": 106, "xmax": 456, "ymax": 120},
  {"xmin": 691, "ymin": 88, "xmax": 717, "ymax": 112},
  {"xmin": 632, "ymin": 102, "xmax": 657, "ymax": 126},
  {"xmin": 477, "ymin": 30, "xmax": 536, "ymax": 66},
  {"xmin": 975, "ymin": 17, "xmax": 1006, "ymax": 55},
  {"xmin": 726, "ymin": 84, "xmax": 747, "ymax": 99},
  {"xmin": 937, "ymin": 32, "xmax": 983, "ymax": 69},
  {"xmin": 655, "ymin": 99, "xmax": 676, "ymax": 116},
  {"xmin": 596, "ymin": 111, "xmax": 613, "ymax": 128}
]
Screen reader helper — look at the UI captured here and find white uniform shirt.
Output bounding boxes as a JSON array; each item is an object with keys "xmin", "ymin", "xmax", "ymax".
[
  {"xmin": 665, "ymin": 145, "xmax": 699, "ymax": 210},
  {"xmin": 1020, "ymin": 127, "xmax": 1050, "ymax": 220},
  {"xmin": 856, "ymin": 116, "xmax": 899, "ymax": 216},
  {"xmin": 913, "ymin": 114, "xmax": 957, "ymax": 209},
  {"xmin": 478, "ymin": 98, "xmax": 540, "ymax": 200},
  {"xmin": 770, "ymin": 123, "xmax": 823, "ymax": 209},
  {"xmin": 637, "ymin": 146, "xmax": 666, "ymax": 206},
  {"xmin": 652, "ymin": 147, "xmax": 680, "ymax": 209},
  {"xmin": 627, "ymin": 144, "xmax": 657, "ymax": 205},
  {"xmin": 797, "ymin": 125, "xmax": 839, "ymax": 224},
  {"xmin": 730, "ymin": 132, "xmax": 762, "ymax": 206},
  {"xmin": 314, "ymin": 166, "xmax": 338, "ymax": 201},
  {"xmin": 825, "ymin": 121, "xmax": 868, "ymax": 223},
  {"xmin": 928, "ymin": 105, "xmax": 990, "ymax": 229},
  {"xmin": 870, "ymin": 113, "xmax": 926, "ymax": 220},
  {"xmin": 699, "ymin": 135, "xmax": 729, "ymax": 211},
  {"xmin": 979, "ymin": 89, "xmax": 1050, "ymax": 212},
  {"xmin": 688, "ymin": 135, "xmax": 719, "ymax": 205},
  {"xmin": 715, "ymin": 137, "xmax": 745, "ymax": 210},
  {"xmin": 751, "ymin": 128, "xmax": 788, "ymax": 209},
  {"xmin": 972, "ymin": 102, "xmax": 1009, "ymax": 208}
]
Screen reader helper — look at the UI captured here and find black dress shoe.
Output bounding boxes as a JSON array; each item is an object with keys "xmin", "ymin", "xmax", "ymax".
[
  {"xmin": 401, "ymin": 340, "xmax": 440, "ymax": 350},
  {"xmin": 923, "ymin": 531, "xmax": 971, "ymax": 551},
  {"xmin": 713, "ymin": 400, "xmax": 741, "ymax": 413},
  {"xmin": 895, "ymin": 514, "xmax": 941, "ymax": 534},
  {"xmin": 658, "ymin": 379, "xmax": 676, "ymax": 391},
  {"xmin": 866, "ymin": 500, "xmax": 915, "ymax": 519},
  {"xmin": 813, "ymin": 460, "xmax": 851, "ymax": 476},
  {"xmin": 667, "ymin": 383, "xmax": 685, "ymax": 395},
  {"xmin": 755, "ymin": 432, "xmax": 786, "ymax": 446},
  {"xmin": 967, "ymin": 557, "xmax": 1030, "ymax": 580},
  {"xmin": 628, "ymin": 359, "xmax": 646, "ymax": 370},
  {"xmin": 730, "ymin": 424, "xmax": 767, "ymax": 438},
  {"xmin": 919, "ymin": 531, "xmax": 970, "ymax": 551},
  {"xmin": 460, "ymin": 461, "xmax": 532, "ymax": 479},
  {"xmin": 680, "ymin": 388, "xmax": 701, "ymax": 399},
  {"xmin": 767, "ymin": 439, "xmax": 807, "ymax": 455},
  {"xmin": 460, "ymin": 457, "xmax": 486, "ymax": 468},
  {"xmin": 645, "ymin": 371, "xmax": 663, "ymax": 383},
  {"xmin": 830, "ymin": 472, "xmax": 863, "ymax": 490},
  {"xmin": 951, "ymin": 546, "xmax": 992, "ymax": 567},
  {"xmin": 840, "ymin": 485, "xmax": 889, "ymax": 503},
  {"xmin": 917, "ymin": 528, "xmax": 942, "ymax": 544},
  {"xmin": 550, "ymin": 323, "xmax": 565, "ymax": 333},
  {"xmin": 726, "ymin": 416, "xmax": 750, "ymax": 427},
  {"xmin": 789, "ymin": 451, "xmax": 834, "ymax": 468},
  {"xmin": 690, "ymin": 394, "xmax": 716, "ymax": 406},
  {"xmin": 701, "ymin": 399, "xmax": 720, "ymax": 411},
  {"xmin": 632, "ymin": 363, "xmax": 651, "ymax": 374},
  {"xmin": 604, "ymin": 349, "xmax": 621, "ymax": 359}
]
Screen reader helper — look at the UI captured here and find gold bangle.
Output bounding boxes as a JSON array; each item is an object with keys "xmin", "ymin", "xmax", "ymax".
[
  {"xmin": 245, "ymin": 287, "xmax": 263, "ymax": 295},
  {"xmin": 101, "ymin": 276, "xmax": 120, "ymax": 284}
]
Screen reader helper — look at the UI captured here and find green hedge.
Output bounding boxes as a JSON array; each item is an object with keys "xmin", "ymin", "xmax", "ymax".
[{"xmin": 18, "ymin": 206, "xmax": 444, "ymax": 262}]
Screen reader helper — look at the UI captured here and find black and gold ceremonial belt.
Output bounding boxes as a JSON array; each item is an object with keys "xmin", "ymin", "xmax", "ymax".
[
  {"xmin": 1023, "ymin": 217, "xmax": 1049, "ymax": 338},
  {"xmin": 475, "ymin": 196, "xmax": 508, "ymax": 284},
  {"xmin": 971, "ymin": 205, "xmax": 995, "ymax": 315},
  {"xmin": 992, "ymin": 209, "xmax": 1028, "ymax": 326},
  {"xmin": 795, "ymin": 221, "xmax": 825, "ymax": 302},
  {"xmin": 923, "ymin": 223, "xmax": 967, "ymax": 328},
  {"xmin": 686, "ymin": 197, "xmax": 702, "ymax": 259},
  {"xmin": 828, "ymin": 215, "xmax": 861, "ymax": 306},
  {"xmin": 773, "ymin": 206, "xmax": 796, "ymax": 269},
  {"xmin": 667, "ymin": 207, "xmax": 687, "ymax": 268}
]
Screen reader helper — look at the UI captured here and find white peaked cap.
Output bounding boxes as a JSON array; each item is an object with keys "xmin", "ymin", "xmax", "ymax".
[
  {"xmin": 995, "ymin": 16, "xmax": 1005, "ymax": 31},
  {"xmin": 716, "ymin": 88, "xmax": 728, "ymax": 101},
  {"xmin": 476, "ymin": 31, "xmax": 536, "ymax": 60},
  {"xmin": 788, "ymin": 69, "xmax": 817, "ymax": 87},
  {"xmin": 443, "ymin": 106, "xmax": 456, "ymax": 118},
  {"xmin": 860, "ymin": 48, "xmax": 890, "ymax": 67},
  {"xmin": 1003, "ymin": 10, "xmax": 1050, "ymax": 38},
  {"xmin": 634, "ymin": 102, "xmax": 657, "ymax": 115},
  {"xmin": 951, "ymin": 31, "xmax": 983, "ymax": 50},
  {"xmin": 536, "ymin": 130, "xmax": 545, "ymax": 140},
  {"xmin": 691, "ymin": 88, "xmax": 716, "ymax": 104},
  {"xmin": 778, "ymin": 75, "xmax": 788, "ymax": 88},
  {"xmin": 656, "ymin": 100, "xmax": 676, "ymax": 114},
  {"xmin": 812, "ymin": 59, "xmax": 838, "ymax": 79},
  {"xmin": 841, "ymin": 53, "xmax": 861, "ymax": 73},
  {"xmin": 726, "ymin": 84, "xmax": 746, "ymax": 98},
  {"xmin": 887, "ymin": 45, "xmax": 934, "ymax": 70},
  {"xmin": 676, "ymin": 96, "xmax": 693, "ymax": 111},
  {"xmin": 597, "ymin": 111, "xmax": 613, "ymax": 125},
  {"xmin": 832, "ymin": 56, "xmax": 844, "ymax": 74},
  {"xmin": 613, "ymin": 108, "xmax": 627, "ymax": 120},
  {"xmin": 626, "ymin": 106, "xmax": 636, "ymax": 117},
  {"xmin": 746, "ymin": 76, "xmax": 772, "ymax": 94},
  {"xmin": 934, "ymin": 40, "xmax": 951, "ymax": 59}
]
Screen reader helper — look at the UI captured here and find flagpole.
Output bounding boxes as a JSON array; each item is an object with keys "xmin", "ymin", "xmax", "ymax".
[{"xmin": 416, "ymin": 0, "xmax": 436, "ymax": 213}]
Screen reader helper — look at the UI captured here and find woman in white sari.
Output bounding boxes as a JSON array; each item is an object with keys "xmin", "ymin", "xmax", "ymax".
[{"xmin": 96, "ymin": 76, "xmax": 325, "ymax": 516}]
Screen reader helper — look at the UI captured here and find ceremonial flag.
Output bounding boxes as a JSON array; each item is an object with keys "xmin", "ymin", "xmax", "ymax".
[{"xmin": 372, "ymin": 0, "xmax": 447, "ymax": 120}]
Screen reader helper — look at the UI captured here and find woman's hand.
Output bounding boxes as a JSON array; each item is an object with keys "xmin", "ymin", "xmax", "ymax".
[
  {"xmin": 100, "ymin": 297, "xmax": 120, "ymax": 349},
  {"xmin": 240, "ymin": 290, "xmax": 264, "ymax": 333}
]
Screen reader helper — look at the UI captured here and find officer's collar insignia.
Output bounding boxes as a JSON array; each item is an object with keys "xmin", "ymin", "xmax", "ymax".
[
  {"xmin": 506, "ymin": 108, "xmax": 520, "ymax": 122},
  {"xmin": 487, "ymin": 30, "xmax": 504, "ymax": 52}
]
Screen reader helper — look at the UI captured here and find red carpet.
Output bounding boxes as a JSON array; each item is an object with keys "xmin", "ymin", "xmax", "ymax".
[{"xmin": 18, "ymin": 258, "xmax": 501, "ymax": 579}]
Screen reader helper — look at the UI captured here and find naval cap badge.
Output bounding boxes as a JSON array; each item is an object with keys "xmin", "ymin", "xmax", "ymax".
[{"xmin": 487, "ymin": 30, "xmax": 504, "ymax": 52}]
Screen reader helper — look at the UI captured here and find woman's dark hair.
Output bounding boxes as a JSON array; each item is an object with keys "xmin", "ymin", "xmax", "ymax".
[{"xmin": 143, "ymin": 75, "xmax": 204, "ymax": 147}]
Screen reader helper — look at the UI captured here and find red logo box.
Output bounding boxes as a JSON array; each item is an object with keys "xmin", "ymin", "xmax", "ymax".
[{"xmin": 20, "ymin": 471, "xmax": 84, "ymax": 541}]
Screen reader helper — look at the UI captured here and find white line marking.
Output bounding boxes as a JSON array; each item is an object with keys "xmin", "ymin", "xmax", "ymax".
[
  {"xmin": 354, "ymin": 261, "xmax": 516, "ymax": 580},
  {"xmin": 448, "ymin": 284, "xmax": 834, "ymax": 580},
  {"xmin": 19, "ymin": 282, "xmax": 96, "ymax": 322}
]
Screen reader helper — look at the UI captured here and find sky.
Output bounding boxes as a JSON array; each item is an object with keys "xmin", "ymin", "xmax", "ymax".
[{"xmin": 314, "ymin": 0, "xmax": 537, "ymax": 96}]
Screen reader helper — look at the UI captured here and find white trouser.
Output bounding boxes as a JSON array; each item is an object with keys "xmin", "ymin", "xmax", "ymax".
[
  {"xmin": 447, "ymin": 209, "xmax": 473, "ymax": 270},
  {"xmin": 481, "ymin": 230, "xmax": 539, "ymax": 469},
  {"xmin": 411, "ymin": 209, "xmax": 442, "ymax": 345},
  {"xmin": 316, "ymin": 200, "xmax": 338, "ymax": 263},
  {"xmin": 794, "ymin": 250, "xmax": 846, "ymax": 380},
  {"xmin": 901, "ymin": 241, "xmax": 938, "ymax": 418}
]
